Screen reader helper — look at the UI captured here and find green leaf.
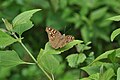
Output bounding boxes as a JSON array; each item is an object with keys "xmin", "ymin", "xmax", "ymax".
[
  {"xmin": 82, "ymin": 62, "xmax": 115, "ymax": 76},
  {"xmin": 99, "ymin": 68, "xmax": 115, "ymax": 80},
  {"xmin": 59, "ymin": 0, "xmax": 67, "ymax": 9},
  {"xmin": 66, "ymin": 54, "xmax": 78, "ymax": 67},
  {"xmin": 100, "ymin": 65, "xmax": 104, "ymax": 75},
  {"xmin": 79, "ymin": 78, "xmax": 91, "ymax": 80},
  {"xmin": 115, "ymin": 48, "xmax": 120, "ymax": 58},
  {"xmin": 49, "ymin": 0, "xmax": 59, "ymax": 12},
  {"xmin": 90, "ymin": 48, "xmax": 120, "ymax": 65},
  {"xmin": 37, "ymin": 49, "xmax": 60, "ymax": 74},
  {"xmin": 0, "ymin": 50, "xmax": 29, "ymax": 67},
  {"xmin": 117, "ymin": 68, "xmax": 120, "ymax": 80},
  {"xmin": 90, "ymin": 7, "xmax": 108, "ymax": 21},
  {"xmin": 81, "ymin": 26, "xmax": 90, "ymax": 43},
  {"xmin": 86, "ymin": 42, "xmax": 91, "ymax": 45},
  {"xmin": 12, "ymin": 9, "xmax": 41, "ymax": 26},
  {"xmin": 2, "ymin": 18, "xmax": 13, "ymax": 31},
  {"xmin": 81, "ymin": 65, "xmax": 100, "ymax": 75},
  {"xmin": 91, "ymin": 49, "xmax": 115, "ymax": 64},
  {"xmin": 12, "ymin": 9, "xmax": 41, "ymax": 35},
  {"xmin": 111, "ymin": 28, "xmax": 120, "ymax": 41},
  {"xmin": 107, "ymin": 15, "xmax": 120, "ymax": 21},
  {"xmin": 66, "ymin": 53, "xmax": 86, "ymax": 67},
  {"xmin": 108, "ymin": 51, "xmax": 116, "ymax": 63},
  {"xmin": 77, "ymin": 53, "xmax": 86, "ymax": 64},
  {"xmin": 89, "ymin": 73, "xmax": 99, "ymax": 80},
  {"xmin": 60, "ymin": 69, "xmax": 80, "ymax": 80},
  {"xmin": 13, "ymin": 20, "xmax": 33, "ymax": 35},
  {"xmin": 76, "ymin": 42, "xmax": 91, "ymax": 53},
  {"xmin": 44, "ymin": 40, "xmax": 83, "ymax": 54},
  {"xmin": 0, "ymin": 67, "xmax": 11, "ymax": 78},
  {"xmin": 0, "ymin": 30, "xmax": 17, "ymax": 48},
  {"xmin": 86, "ymin": 52, "xmax": 95, "ymax": 64}
]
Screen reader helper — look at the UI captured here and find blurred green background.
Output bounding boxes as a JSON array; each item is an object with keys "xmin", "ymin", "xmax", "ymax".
[{"xmin": 0, "ymin": 0, "xmax": 120, "ymax": 80}]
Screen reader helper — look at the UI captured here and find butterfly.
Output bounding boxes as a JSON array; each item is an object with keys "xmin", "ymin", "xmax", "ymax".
[{"xmin": 46, "ymin": 27, "xmax": 75, "ymax": 49}]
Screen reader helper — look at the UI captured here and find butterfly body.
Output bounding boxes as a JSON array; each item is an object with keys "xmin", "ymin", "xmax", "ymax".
[{"xmin": 46, "ymin": 27, "xmax": 74, "ymax": 49}]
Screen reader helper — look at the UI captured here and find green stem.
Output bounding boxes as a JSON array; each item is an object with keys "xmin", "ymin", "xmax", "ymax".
[
  {"xmin": 12, "ymin": 33, "xmax": 53, "ymax": 80},
  {"xmin": 20, "ymin": 42, "xmax": 52, "ymax": 80},
  {"xmin": 20, "ymin": 43, "xmax": 37, "ymax": 63},
  {"xmin": 12, "ymin": 32, "xmax": 18, "ymax": 39},
  {"xmin": 22, "ymin": 62, "xmax": 35, "ymax": 65},
  {"xmin": 51, "ymin": 74, "xmax": 54, "ymax": 80}
]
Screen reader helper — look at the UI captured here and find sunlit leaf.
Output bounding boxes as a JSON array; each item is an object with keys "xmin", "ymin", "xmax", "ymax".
[
  {"xmin": 82, "ymin": 61, "xmax": 115, "ymax": 76},
  {"xmin": 66, "ymin": 53, "xmax": 86, "ymax": 67},
  {"xmin": 81, "ymin": 65, "xmax": 100, "ymax": 75},
  {"xmin": 76, "ymin": 42, "xmax": 91, "ymax": 53},
  {"xmin": 37, "ymin": 49, "xmax": 60, "ymax": 74},
  {"xmin": 99, "ymin": 68, "xmax": 115, "ymax": 80},
  {"xmin": 44, "ymin": 40, "xmax": 83, "ymax": 54},
  {"xmin": 12, "ymin": 9, "xmax": 41, "ymax": 26},
  {"xmin": 89, "ymin": 73, "xmax": 99, "ymax": 80},
  {"xmin": 77, "ymin": 53, "xmax": 86, "ymax": 64},
  {"xmin": 90, "ymin": 48, "xmax": 120, "ymax": 65},
  {"xmin": 66, "ymin": 54, "xmax": 78, "ymax": 67},
  {"xmin": 85, "ymin": 52, "xmax": 95, "ymax": 64},
  {"xmin": 91, "ymin": 49, "xmax": 115, "ymax": 64},
  {"xmin": 100, "ymin": 65, "xmax": 104, "ymax": 75},
  {"xmin": 0, "ymin": 30, "xmax": 17, "ymax": 48},
  {"xmin": 12, "ymin": 9, "xmax": 41, "ymax": 35},
  {"xmin": 117, "ymin": 68, "xmax": 120, "ymax": 80},
  {"xmin": 107, "ymin": 15, "xmax": 120, "ymax": 21},
  {"xmin": 115, "ymin": 48, "xmax": 120, "ymax": 58},
  {"xmin": 111, "ymin": 28, "xmax": 120, "ymax": 41},
  {"xmin": 13, "ymin": 20, "xmax": 33, "ymax": 35}
]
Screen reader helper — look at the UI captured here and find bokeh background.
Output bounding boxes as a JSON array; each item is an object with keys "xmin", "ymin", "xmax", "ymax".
[{"xmin": 0, "ymin": 0, "xmax": 120, "ymax": 80}]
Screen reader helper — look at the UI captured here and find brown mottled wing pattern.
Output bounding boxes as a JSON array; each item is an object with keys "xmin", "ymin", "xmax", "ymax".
[
  {"xmin": 46, "ymin": 27, "xmax": 75, "ymax": 49},
  {"xmin": 46, "ymin": 27, "xmax": 62, "ymax": 49},
  {"xmin": 57, "ymin": 35, "xmax": 74, "ymax": 48}
]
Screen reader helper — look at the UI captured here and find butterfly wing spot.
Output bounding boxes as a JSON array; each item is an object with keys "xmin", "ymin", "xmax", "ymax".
[
  {"xmin": 50, "ymin": 35, "xmax": 55, "ymax": 41},
  {"xmin": 53, "ymin": 30, "xmax": 57, "ymax": 34},
  {"xmin": 49, "ymin": 33, "xmax": 51, "ymax": 35},
  {"xmin": 66, "ymin": 36, "xmax": 74, "ymax": 42},
  {"xmin": 48, "ymin": 27, "xmax": 52, "ymax": 31}
]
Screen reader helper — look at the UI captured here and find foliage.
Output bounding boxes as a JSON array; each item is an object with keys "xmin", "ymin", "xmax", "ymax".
[
  {"xmin": 0, "ymin": 9, "xmax": 81, "ymax": 80},
  {"xmin": 0, "ymin": 0, "xmax": 120, "ymax": 80}
]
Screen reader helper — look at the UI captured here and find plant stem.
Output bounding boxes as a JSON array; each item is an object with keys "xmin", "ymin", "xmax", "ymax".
[
  {"xmin": 20, "ymin": 42, "xmax": 37, "ymax": 63},
  {"xmin": 12, "ymin": 33, "xmax": 53, "ymax": 80},
  {"xmin": 12, "ymin": 32, "xmax": 19, "ymax": 39},
  {"xmin": 51, "ymin": 74, "xmax": 55, "ymax": 80},
  {"xmin": 20, "ymin": 42, "xmax": 52, "ymax": 80},
  {"xmin": 22, "ymin": 62, "xmax": 35, "ymax": 65}
]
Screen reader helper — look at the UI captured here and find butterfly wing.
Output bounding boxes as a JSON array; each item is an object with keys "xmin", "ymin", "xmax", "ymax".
[
  {"xmin": 46, "ymin": 27, "xmax": 62, "ymax": 49},
  {"xmin": 57, "ymin": 35, "xmax": 75, "ymax": 48}
]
